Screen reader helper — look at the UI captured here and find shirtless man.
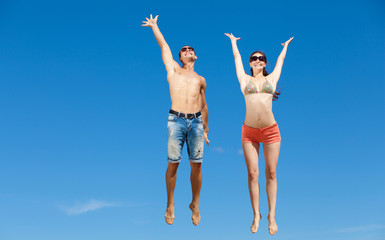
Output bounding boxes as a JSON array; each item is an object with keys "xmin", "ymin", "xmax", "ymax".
[{"xmin": 142, "ymin": 14, "xmax": 209, "ymax": 226}]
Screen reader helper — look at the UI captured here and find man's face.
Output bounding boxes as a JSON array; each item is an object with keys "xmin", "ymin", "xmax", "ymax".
[{"xmin": 179, "ymin": 46, "xmax": 196, "ymax": 58}]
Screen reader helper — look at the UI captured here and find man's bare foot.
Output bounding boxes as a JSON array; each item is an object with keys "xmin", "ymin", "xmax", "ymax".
[
  {"xmin": 164, "ymin": 205, "xmax": 175, "ymax": 225},
  {"xmin": 250, "ymin": 212, "xmax": 262, "ymax": 233},
  {"xmin": 267, "ymin": 215, "xmax": 278, "ymax": 235},
  {"xmin": 189, "ymin": 203, "xmax": 201, "ymax": 226}
]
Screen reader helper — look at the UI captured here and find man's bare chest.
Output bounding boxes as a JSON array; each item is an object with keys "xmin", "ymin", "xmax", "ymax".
[{"xmin": 169, "ymin": 72, "xmax": 202, "ymax": 89}]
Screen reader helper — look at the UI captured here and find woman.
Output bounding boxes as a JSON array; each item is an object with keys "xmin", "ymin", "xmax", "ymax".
[{"xmin": 225, "ymin": 33, "xmax": 293, "ymax": 234}]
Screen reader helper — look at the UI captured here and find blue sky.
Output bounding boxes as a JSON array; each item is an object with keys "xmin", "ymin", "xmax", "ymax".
[{"xmin": 0, "ymin": 0, "xmax": 384, "ymax": 239}]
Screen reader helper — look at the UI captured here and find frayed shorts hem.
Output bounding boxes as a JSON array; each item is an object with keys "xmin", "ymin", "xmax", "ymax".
[
  {"xmin": 167, "ymin": 158, "xmax": 202, "ymax": 163},
  {"xmin": 168, "ymin": 158, "xmax": 182, "ymax": 163},
  {"xmin": 189, "ymin": 158, "xmax": 203, "ymax": 163}
]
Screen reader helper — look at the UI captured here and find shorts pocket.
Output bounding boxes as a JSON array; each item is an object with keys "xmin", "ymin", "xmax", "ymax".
[
  {"xmin": 168, "ymin": 114, "xmax": 177, "ymax": 122},
  {"xmin": 196, "ymin": 116, "xmax": 203, "ymax": 124}
]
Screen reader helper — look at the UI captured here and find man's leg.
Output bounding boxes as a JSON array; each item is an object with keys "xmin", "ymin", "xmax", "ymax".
[
  {"xmin": 165, "ymin": 113, "xmax": 185, "ymax": 225},
  {"xmin": 165, "ymin": 162, "xmax": 179, "ymax": 224},
  {"xmin": 189, "ymin": 162, "xmax": 202, "ymax": 225},
  {"xmin": 187, "ymin": 116, "xmax": 204, "ymax": 225}
]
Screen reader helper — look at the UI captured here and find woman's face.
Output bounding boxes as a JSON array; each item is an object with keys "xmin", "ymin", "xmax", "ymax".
[{"xmin": 249, "ymin": 53, "xmax": 267, "ymax": 70}]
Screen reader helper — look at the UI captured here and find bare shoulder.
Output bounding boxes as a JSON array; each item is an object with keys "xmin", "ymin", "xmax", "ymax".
[
  {"xmin": 198, "ymin": 76, "xmax": 206, "ymax": 93},
  {"xmin": 173, "ymin": 61, "xmax": 182, "ymax": 71},
  {"xmin": 167, "ymin": 64, "xmax": 182, "ymax": 81},
  {"xmin": 168, "ymin": 62, "xmax": 182, "ymax": 75},
  {"xmin": 266, "ymin": 73, "xmax": 278, "ymax": 86}
]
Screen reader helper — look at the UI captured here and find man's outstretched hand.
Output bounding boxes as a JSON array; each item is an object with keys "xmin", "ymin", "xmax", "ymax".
[{"xmin": 142, "ymin": 14, "xmax": 159, "ymax": 28}]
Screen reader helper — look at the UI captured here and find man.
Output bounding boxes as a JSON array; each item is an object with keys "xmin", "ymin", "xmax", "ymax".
[{"xmin": 142, "ymin": 14, "xmax": 209, "ymax": 226}]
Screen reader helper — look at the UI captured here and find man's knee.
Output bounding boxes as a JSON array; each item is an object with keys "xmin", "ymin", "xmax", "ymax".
[
  {"xmin": 167, "ymin": 162, "xmax": 179, "ymax": 173},
  {"xmin": 190, "ymin": 162, "xmax": 202, "ymax": 173}
]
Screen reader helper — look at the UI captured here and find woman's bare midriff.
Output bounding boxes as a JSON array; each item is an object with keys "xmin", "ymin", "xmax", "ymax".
[{"xmin": 244, "ymin": 93, "xmax": 276, "ymax": 128}]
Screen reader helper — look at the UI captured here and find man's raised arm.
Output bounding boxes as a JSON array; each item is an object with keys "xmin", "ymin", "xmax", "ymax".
[{"xmin": 142, "ymin": 14, "xmax": 176, "ymax": 73}]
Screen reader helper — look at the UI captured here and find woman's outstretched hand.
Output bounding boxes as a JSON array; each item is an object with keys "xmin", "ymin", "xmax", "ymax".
[
  {"xmin": 225, "ymin": 33, "xmax": 241, "ymax": 41},
  {"xmin": 281, "ymin": 37, "xmax": 294, "ymax": 47},
  {"xmin": 142, "ymin": 14, "xmax": 159, "ymax": 28}
]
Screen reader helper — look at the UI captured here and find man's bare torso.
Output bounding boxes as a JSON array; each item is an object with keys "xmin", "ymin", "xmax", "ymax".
[{"xmin": 168, "ymin": 67, "xmax": 204, "ymax": 113}]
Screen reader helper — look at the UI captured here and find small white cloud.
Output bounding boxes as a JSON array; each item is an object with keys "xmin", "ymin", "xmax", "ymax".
[
  {"xmin": 238, "ymin": 149, "xmax": 243, "ymax": 155},
  {"xmin": 213, "ymin": 147, "xmax": 224, "ymax": 153},
  {"xmin": 59, "ymin": 199, "xmax": 116, "ymax": 216},
  {"xmin": 336, "ymin": 224, "xmax": 385, "ymax": 233}
]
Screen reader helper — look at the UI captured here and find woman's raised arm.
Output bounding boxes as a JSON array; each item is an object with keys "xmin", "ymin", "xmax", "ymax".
[
  {"xmin": 225, "ymin": 33, "xmax": 248, "ymax": 88},
  {"xmin": 269, "ymin": 37, "xmax": 294, "ymax": 85}
]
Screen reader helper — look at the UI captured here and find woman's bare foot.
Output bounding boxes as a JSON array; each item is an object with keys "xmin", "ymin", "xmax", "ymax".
[
  {"xmin": 189, "ymin": 203, "xmax": 201, "ymax": 226},
  {"xmin": 250, "ymin": 212, "xmax": 262, "ymax": 233},
  {"xmin": 267, "ymin": 215, "xmax": 278, "ymax": 235},
  {"xmin": 164, "ymin": 205, "xmax": 175, "ymax": 225}
]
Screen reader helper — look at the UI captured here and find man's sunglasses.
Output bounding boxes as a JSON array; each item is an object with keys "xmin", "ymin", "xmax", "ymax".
[
  {"xmin": 181, "ymin": 47, "xmax": 194, "ymax": 52},
  {"xmin": 250, "ymin": 56, "xmax": 266, "ymax": 62}
]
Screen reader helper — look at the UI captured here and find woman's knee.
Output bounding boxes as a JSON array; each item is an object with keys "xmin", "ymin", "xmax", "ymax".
[
  {"xmin": 265, "ymin": 169, "xmax": 276, "ymax": 180},
  {"xmin": 248, "ymin": 170, "xmax": 259, "ymax": 181}
]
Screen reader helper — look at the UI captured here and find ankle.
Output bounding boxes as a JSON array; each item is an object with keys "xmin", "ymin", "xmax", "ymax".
[{"xmin": 253, "ymin": 209, "xmax": 261, "ymax": 216}]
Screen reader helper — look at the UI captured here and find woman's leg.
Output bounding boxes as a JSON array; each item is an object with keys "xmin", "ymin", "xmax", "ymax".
[
  {"xmin": 242, "ymin": 142, "xmax": 261, "ymax": 233},
  {"xmin": 263, "ymin": 141, "xmax": 280, "ymax": 235}
]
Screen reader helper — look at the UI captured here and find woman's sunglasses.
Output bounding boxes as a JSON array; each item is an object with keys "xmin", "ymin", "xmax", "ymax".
[{"xmin": 250, "ymin": 56, "xmax": 266, "ymax": 62}]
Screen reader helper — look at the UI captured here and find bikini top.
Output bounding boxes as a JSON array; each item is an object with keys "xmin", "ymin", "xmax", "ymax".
[{"xmin": 244, "ymin": 78, "xmax": 274, "ymax": 95}]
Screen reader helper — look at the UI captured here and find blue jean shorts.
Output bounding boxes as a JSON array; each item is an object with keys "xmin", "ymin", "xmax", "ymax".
[{"xmin": 167, "ymin": 111, "xmax": 204, "ymax": 163}]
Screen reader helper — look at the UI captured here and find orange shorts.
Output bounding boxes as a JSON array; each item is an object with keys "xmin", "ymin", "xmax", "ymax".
[{"xmin": 242, "ymin": 123, "xmax": 281, "ymax": 144}]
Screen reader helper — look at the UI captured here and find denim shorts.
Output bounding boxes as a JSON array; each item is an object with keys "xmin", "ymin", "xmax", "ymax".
[{"xmin": 167, "ymin": 112, "xmax": 204, "ymax": 163}]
